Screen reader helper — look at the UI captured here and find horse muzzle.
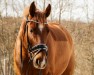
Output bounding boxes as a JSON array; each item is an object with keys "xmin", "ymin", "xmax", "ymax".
[
  {"xmin": 28, "ymin": 44, "xmax": 48, "ymax": 69},
  {"xmin": 33, "ymin": 52, "xmax": 47, "ymax": 69}
]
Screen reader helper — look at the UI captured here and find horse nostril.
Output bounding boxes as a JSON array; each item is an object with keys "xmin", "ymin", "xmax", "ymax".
[
  {"xmin": 36, "ymin": 59, "xmax": 40, "ymax": 65},
  {"xmin": 30, "ymin": 29, "xmax": 33, "ymax": 33}
]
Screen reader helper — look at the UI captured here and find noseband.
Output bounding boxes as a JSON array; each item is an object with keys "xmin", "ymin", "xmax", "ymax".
[
  {"xmin": 29, "ymin": 44, "xmax": 48, "ymax": 60},
  {"xmin": 20, "ymin": 16, "xmax": 48, "ymax": 75}
]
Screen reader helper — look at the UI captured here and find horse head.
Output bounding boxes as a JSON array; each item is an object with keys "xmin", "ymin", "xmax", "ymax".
[{"xmin": 23, "ymin": 1, "xmax": 51, "ymax": 69}]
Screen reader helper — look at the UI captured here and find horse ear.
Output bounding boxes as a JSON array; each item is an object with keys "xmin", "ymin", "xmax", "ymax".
[
  {"xmin": 45, "ymin": 4, "xmax": 51, "ymax": 17},
  {"xmin": 29, "ymin": 1, "xmax": 36, "ymax": 17}
]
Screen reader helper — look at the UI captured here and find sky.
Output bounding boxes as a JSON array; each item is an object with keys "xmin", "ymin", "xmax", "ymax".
[{"xmin": 0, "ymin": 0, "xmax": 94, "ymax": 22}]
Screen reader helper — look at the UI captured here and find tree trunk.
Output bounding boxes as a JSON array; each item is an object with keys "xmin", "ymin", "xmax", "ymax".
[
  {"xmin": 43, "ymin": 0, "xmax": 45, "ymax": 10},
  {"xmin": 5, "ymin": 0, "xmax": 8, "ymax": 17}
]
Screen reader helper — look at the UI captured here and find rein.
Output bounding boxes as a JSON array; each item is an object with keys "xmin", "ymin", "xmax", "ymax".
[{"xmin": 20, "ymin": 16, "xmax": 48, "ymax": 75}]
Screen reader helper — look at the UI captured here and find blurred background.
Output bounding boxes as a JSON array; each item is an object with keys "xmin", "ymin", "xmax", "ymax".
[{"xmin": 0, "ymin": 0, "xmax": 94, "ymax": 75}]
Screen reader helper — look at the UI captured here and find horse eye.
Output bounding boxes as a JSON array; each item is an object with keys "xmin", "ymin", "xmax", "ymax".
[{"xmin": 30, "ymin": 29, "xmax": 33, "ymax": 33}]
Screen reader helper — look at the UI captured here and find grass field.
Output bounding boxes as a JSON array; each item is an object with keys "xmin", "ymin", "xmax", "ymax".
[{"xmin": 0, "ymin": 17, "xmax": 94, "ymax": 75}]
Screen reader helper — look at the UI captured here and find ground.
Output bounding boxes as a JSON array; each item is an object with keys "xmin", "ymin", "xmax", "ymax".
[{"xmin": 0, "ymin": 18, "xmax": 94, "ymax": 75}]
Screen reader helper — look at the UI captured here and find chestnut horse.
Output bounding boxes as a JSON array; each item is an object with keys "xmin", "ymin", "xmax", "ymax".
[{"xmin": 14, "ymin": 1, "xmax": 74, "ymax": 75}]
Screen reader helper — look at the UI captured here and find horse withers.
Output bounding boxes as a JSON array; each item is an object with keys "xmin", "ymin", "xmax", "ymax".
[{"xmin": 14, "ymin": 1, "xmax": 74, "ymax": 75}]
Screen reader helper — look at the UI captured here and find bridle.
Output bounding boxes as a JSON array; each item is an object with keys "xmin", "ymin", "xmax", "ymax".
[{"xmin": 20, "ymin": 16, "xmax": 48, "ymax": 75}]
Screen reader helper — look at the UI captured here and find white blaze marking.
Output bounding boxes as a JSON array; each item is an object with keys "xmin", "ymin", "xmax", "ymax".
[{"xmin": 39, "ymin": 24, "xmax": 44, "ymax": 32}]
